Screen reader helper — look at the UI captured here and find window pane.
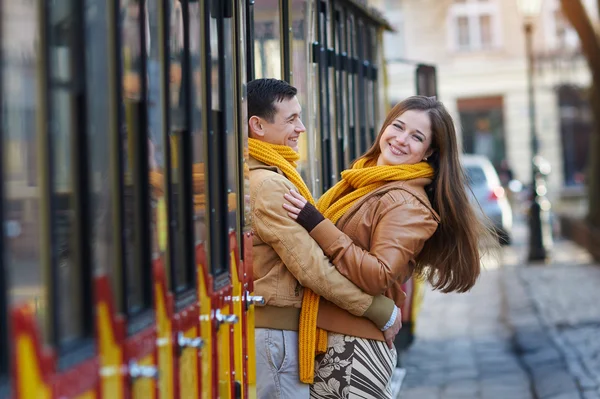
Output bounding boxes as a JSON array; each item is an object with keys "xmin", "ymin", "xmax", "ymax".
[
  {"xmin": 348, "ymin": 13, "xmax": 360, "ymax": 159},
  {"xmin": 457, "ymin": 16, "xmax": 470, "ymax": 48},
  {"xmin": 253, "ymin": 0, "xmax": 281, "ymax": 79},
  {"xmin": 146, "ymin": 0, "xmax": 166, "ymax": 282},
  {"xmin": 224, "ymin": 18, "xmax": 237, "ymax": 231},
  {"xmin": 85, "ymin": 0, "xmax": 116, "ymax": 292},
  {"xmin": 167, "ymin": 0, "xmax": 188, "ymax": 292},
  {"xmin": 209, "ymin": 0, "xmax": 225, "ymax": 277},
  {"xmin": 50, "ymin": 88, "xmax": 83, "ymax": 345},
  {"xmin": 121, "ymin": 0, "xmax": 144, "ymax": 313},
  {"xmin": 48, "ymin": 0, "xmax": 87, "ymax": 345},
  {"xmin": 189, "ymin": 2, "xmax": 206, "ymax": 245},
  {"xmin": 480, "ymin": 14, "xmax": 492, "ymax": 48},
  {"xmin": 146, "ymin": 0, "xmax": 168, "ymax": 293},
  {"xmin": 3, "ymin": 1, "xmax": 47, "ymax": 339},
  {"xmin": 237, "ymin": 3, "xmax": 251, "ymax": 228},
  {"xmin": 291, "ymin": 0, "xmax": 316, "ymax": 191}
]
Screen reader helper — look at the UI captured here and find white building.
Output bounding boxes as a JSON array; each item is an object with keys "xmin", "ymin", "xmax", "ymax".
[{"xmin": 371, "ymin": 0, "xmax": 596, "ymax": 199}]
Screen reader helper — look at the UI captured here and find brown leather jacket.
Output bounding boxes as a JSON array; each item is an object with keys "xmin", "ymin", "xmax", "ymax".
[
  {"xmin": 249, "ymin": 157, "xmax": 395, "ymax": 331},
  {"xmin": 310, "ymin": 178, "xmax": 440, "ymax": 340}
]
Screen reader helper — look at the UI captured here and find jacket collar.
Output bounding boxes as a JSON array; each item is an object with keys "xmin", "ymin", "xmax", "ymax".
[
  {"xmin": 248, "ymin": 155, "xmax": 283, "ymax": 174},
  {"xmin": 357, "ymin": 178, "xmax": 440, "ymax": 222}
]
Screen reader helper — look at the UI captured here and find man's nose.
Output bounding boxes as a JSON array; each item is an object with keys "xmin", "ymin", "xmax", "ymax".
[{"xmin": 296, "ymin": 119, "xmax": 306, "ymax": 133}]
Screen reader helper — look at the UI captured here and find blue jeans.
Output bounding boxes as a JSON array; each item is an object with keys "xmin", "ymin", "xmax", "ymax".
[{"xmin": 255, "ymin": 328, "xmax": 309, "ymax": 399}]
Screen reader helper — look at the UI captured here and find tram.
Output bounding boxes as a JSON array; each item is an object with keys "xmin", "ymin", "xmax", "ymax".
[{"xmin": 0, "ymin": 0, "xmax": 409, "ymax": 398}]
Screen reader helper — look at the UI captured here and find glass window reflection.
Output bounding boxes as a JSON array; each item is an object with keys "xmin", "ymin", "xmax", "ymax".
[
  {"xmin": 253, "ymin": 0, "xmax": 282, "ymax": 79},
  {"xmin": 2, "ymin": 0, "xmax": 47, "ymax": 340},
  {"xmin": 85, "ymin": 0, "xmax": 117, "ymax": 297}
]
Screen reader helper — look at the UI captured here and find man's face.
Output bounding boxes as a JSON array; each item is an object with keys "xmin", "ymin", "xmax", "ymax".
[{"xmin": 260, "ymin": 96, "xmax": 306, "ymax": 152}]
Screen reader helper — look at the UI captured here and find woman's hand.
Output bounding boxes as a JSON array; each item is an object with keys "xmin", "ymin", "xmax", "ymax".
[{"xmin": 282, "ymin": 189, "xmax": 308, "ymax": 220}]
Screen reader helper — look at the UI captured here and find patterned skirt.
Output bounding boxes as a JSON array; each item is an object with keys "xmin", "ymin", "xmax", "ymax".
[{"xmin": 310, "ymin": 333, "xmax": 397, "ymax": 399}]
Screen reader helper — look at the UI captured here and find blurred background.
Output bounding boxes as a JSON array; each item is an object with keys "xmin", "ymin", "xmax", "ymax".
[{"xmin": 370, "ymin": 0, "xmax": 600, "ymax": 262}]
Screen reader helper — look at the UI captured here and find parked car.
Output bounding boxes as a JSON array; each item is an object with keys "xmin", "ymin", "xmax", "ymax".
[{"xmin": 461, "ymin": 155, "xmax": 513, "ymax": 245}]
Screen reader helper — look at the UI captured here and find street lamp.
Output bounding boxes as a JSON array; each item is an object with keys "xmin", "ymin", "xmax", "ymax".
[{"xmin": 516, "ymin": 0, "xmax": 552, "ymax": 262}]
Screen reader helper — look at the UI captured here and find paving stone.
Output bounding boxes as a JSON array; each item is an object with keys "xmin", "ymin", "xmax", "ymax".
[
  {"xmin": 583, "ymin": 390, "xmax": 600, "ymax": 399},
  {"xmin": 398, "ymin": 226, "xmax": 599, "ymax": 399}
]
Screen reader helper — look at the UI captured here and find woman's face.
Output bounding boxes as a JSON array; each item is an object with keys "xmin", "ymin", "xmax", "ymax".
[{"xmin": 377, "ymin": 109, "xmax": 433, "ymax": 166}]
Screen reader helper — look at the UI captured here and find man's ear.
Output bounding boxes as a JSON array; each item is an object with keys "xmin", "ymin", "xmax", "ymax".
[{"xmin": 249, "ymin": 116, "xmax": 264, "ymax": 138}]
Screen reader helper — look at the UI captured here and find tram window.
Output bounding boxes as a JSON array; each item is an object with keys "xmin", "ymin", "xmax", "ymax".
[
  {"xmin": 144, "ymin": 0, "xmax": 169, "ymax": 290},
  {"xmin": 0, "ymin": 58, "xmax": 8, "ymax": 383},
  {"xmin": 47, "ymin": 0, "xmax": 97, "ymax": 348},
  {"xmin": 346, "ymin": 12, "xmax": 360, "ymax": 159},
  {"xmin": 332, "ymin": 6, "xmax": 346, "ymax": 174},
  {"xmin": 356, "ymin": 19, "xmax": 367, "ymax": 154},
  {"xmin": 365, "ymin": 25, "xmax": 376, "ymax": 146},
  {"xmin": 145, "ymin": 0, "xmax": 169, "ymax": 293},
  {"xmin": 223, "ymin": 14, "xmax": 238, "ymax": 232},
  {"xmin": 253, "ymin": 0, "xmax": 282, "ymax": 80},
  {"xmin": 85, "ymin": 0, "xmax": 118, "ymax": 294},
  {"xmin": 121, "ymin": 0, "xmax": 153, "ymax": 316},
  {"xmin": 236, "ymin": 3, "xmax": 251, "ymax": 229},
  {"xmin": 166, "ymin": 0, "xmax": 196, "ymax": 294},
  {"xmin": 189, "ymin": 1, "xmax": 207, "ymax": 246},
  {"xmin": 205, "ymin": 0, "xmax": 230, "ymax": 283},
  {"xmin": 316, "ymin": 1, "xmax": 333, "ymax": 191},
  {"xmin": 208, "ymin": 3, "xmax": 225, "ymax": 278},
  {"xmin": 49, "ymin": 90, "xmax": 85, "ymax": 345},
  {"xmin": 2, "ymin": 0, "xmax": 47, "ymax": 340},
  {"xmin": 290, "ymin": 0, "xmax": 320, "ymax": 196}
]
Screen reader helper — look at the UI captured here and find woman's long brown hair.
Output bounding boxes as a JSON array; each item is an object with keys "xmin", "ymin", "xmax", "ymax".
[{"xmin": 359, "ymin": 96, "xmax": 492, "ymax": 293}]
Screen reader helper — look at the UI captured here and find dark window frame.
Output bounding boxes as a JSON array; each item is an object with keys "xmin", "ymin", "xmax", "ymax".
[
  {"xmin": 115, "ymin": 0, "xmax": 154, "ymax": 333},
  {"xmin": 159, "ymin": 0, "xmax": 197, "ymax": 302},
  {"xmin": 280, "ymin": 0, "xmax": 291, "ymax": 83},
  {"xmin": 203, "ymin": 0, "xmax": 232, "ymax": 291},
  {"xmin": 41, "ymin": 0, "xmax": 96, "ymax": 368}
]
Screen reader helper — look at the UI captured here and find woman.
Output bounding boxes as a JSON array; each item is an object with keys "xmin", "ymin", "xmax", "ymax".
[{"xmin": 282, "ymin": 96, "xmax": 491, "ymax": 398}]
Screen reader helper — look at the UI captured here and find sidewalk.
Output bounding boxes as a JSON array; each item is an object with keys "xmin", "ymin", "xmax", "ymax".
[{"xmin": 396, "ymin": 220, "xmax": 599, "ymax": 399}]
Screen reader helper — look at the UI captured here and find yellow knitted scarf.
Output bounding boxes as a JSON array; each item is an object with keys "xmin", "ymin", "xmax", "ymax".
[
  {"xmin": 317, "ymin": 158, "xmax": 435, "ymax": 222},
  {"xmin": 248, "ymin": 138, "xmax": 328, "ymax": 383}
]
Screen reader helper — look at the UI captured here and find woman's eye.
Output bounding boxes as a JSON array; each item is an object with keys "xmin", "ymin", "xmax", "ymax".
[
  {"xmin": 413, "ymin": 135, "xmax": 423, "ymax": 142},
  {"xmin": 393, "ymin": 123, "xmax": 402, "ymax": 130}
]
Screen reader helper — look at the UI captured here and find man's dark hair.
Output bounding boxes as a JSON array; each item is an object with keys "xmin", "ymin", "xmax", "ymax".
[{"xmin": 247, "ymin": 78, "xmax": 297, "ymax": 122}]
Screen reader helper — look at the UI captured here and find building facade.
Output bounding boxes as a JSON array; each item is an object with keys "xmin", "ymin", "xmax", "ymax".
[{"xmin": 372, "ymin": 0, "xmax": 596, "ymax": 199}]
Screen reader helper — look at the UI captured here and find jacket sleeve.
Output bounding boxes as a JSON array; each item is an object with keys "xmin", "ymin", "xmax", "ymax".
[
  {"xmin": 252, "ymin": 175, "xmax": 394, "ymax": 326},
  {"xmin": 309, "ymin": 192, "xmax": 438, "ymax": 296}
]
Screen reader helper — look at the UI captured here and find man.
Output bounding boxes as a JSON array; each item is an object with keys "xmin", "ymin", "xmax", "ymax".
[{"xmin": 247, "ymin": 78, "xmax": 401, "ymax": 399}]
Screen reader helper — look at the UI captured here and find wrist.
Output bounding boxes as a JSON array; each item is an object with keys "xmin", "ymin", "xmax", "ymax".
[
  {"xmin": 296, "ymin": 202, "xmax": 325, "ymax": 232},
  {"xmin": 381, "ymin": 306, "xmax": 399, "ymax": 332}
]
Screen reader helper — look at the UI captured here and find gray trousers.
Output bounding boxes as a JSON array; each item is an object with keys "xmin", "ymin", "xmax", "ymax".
[{"xmin": 255, "ymin": 328, "xmax": 309, "ymax": 399}]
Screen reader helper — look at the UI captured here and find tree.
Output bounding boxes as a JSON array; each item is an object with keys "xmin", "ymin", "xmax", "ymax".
[{"xmin": 560, "ymin": 0, "xmax": 600, "ymax": 228}]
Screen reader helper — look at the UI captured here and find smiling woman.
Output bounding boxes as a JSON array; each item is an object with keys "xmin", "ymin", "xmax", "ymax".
[{"xmin": 377, "ymin": 110, "xmax": 434, "ymax": 167}]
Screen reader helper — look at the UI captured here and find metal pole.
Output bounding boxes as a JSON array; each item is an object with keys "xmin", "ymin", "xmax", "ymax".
[{"xmin": 525, "ymin": 22, "xmax": 549, "ymax": 262}]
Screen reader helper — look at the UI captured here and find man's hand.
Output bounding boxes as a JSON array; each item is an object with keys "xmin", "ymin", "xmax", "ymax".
[{"xmin": 383, "ymin": 307, "xmax": 402, "ymax": 349}]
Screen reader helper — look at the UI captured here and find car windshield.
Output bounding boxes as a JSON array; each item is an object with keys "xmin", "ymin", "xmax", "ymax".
[{"xmin": 465, "ymin": 166, "xmax": 487, "ymax": 186}]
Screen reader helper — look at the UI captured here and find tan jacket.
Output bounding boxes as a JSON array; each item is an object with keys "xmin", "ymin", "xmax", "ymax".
[
  {"xmin": 249, "ymin": 156, "xmax": 394, "ymax": 331},
  {"xmin": 310, "ymin": 178, "xmax": 440, "ymax": 340}
]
